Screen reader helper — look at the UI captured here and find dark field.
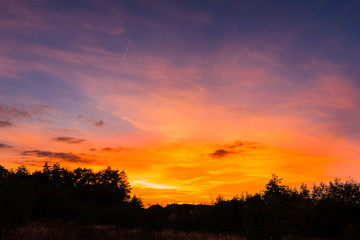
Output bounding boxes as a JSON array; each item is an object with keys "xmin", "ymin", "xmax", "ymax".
[
  {"xmin": 3, "ymin": 222, "xmax": 335, "ymax": 240},
  {"xmin": 4, "ymin": 222, "xmax": 245, "ymax": 240},
  {"xmin": 2, "ymin": 222, "xmax": 337, "ymax": 240}
]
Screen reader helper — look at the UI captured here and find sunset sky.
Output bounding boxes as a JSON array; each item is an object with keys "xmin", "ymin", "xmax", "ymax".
[{"xmin": 1, "ymin": 0, "xmax": 360, "ymax": 205}]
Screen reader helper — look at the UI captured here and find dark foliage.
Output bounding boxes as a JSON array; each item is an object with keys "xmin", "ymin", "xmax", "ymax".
[
  {"xmin": 2, "ymin": 164, "xmax": 360, "ymax": 239},
  {"xmin": 143, "ymin": 174, "xmax": 360, "ymax": 239},
  {"xmin": 0, "ymin": 163, "xmax": 143, "ymax": 234}
]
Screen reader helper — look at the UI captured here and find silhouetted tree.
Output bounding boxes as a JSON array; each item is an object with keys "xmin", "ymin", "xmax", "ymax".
[
  {"xmin": 299, "ymin": 183, "xmax": 310, "ymax": 198},
  {"xmin": 15, "ymin": 165, "xmax": 30, "ymax": 177},
  {"xmin": 73, "ymin": 167, "xmax": 96, "ymax": 190},
  {"xmin": 95, "ymin": 166, "xmax": 131, "ymax": 204},
  {"xmin": 129, "ymin": 195, "xmax": 144, "ymax": 208},
  {"xmin": 264, "ymin": 173, "xmax": 287, "ymax": 200},
  {"xmin": 0, "ymin": 165, "xmax": 9, "ymax": 181}
]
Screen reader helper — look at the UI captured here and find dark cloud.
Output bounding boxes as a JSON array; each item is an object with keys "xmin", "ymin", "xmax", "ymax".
[
  {"xmin": 224, "ymin": 141, "xmax": 244, "ymax": 148},
  {"xmin": 0, "ymin": 143, "xmax": 13, "ymax": 149},
  {"xmin": 95, "ymin": 120, "xmax": 104, "ymax": 127},
  {"xmin": 102, "ymin": 147, "xmax": 115, "ymax": 152},
  {"xmin": 0, "ymin": 105, "xmax": 52, "ymax": 126},
  {"xmin": 225, "ymin": 140, "xmax": 259, "ymax": 150},
  {"xmin": 0, "ymin": 120, "xmax": 12, "ymax": 127},
  {"xmin": 53, "ymin": 136, "xmax": 85, "ymax": 144},
  {"xmin": 0, "ymin": 104, "xmax": 51, "ymax": 119},
  {"xmin": 209, "ymin": 149, "xmax": 232, "ymax": 158},
  {"xmin": 101, "ymin": 146, "xmax": 134, "ymax": 152},
  {"xmin": 209, "ymin": 140, "xmax": 259, "ymax": 158},
  {"xmin": 11, "ymin": 160, "xmax": 42, "ymax": 167},
  {"xmin": 21, "ymin": 150, "xmax": 98, "ymax": 164},
  {"xmin": 87, "ymin": 147, "xmax": 135, "ymax": 153},
  {"xmin": 77, "ymin": 115, "xmax": 105, "ymax": 127}
]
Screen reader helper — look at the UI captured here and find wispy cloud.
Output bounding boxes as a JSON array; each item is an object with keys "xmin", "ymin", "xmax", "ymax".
[
  {"xmin": 209, "ymin": 149, "xmax": 233, "ymax": 158},
  {"xmin": 0, "ymin": 104, "xmax": 52, "ymax": 119},
  {"xmin": 0, "ymin": 120, "xmax": 12, "ymax": 127},
  {"xmin": 102, "ymin": 147, "xmax": 118, "ymax": 152},
  {"xmin": 101, "ymin": 146, "xmax": 134, "ymax": 152},
  {"xmin": 0, "ymin": 143, "xmax": 13, "ymax": 149},
  {"xmin": 224, "ymin": 141, "xmax": 244, "ymax": 148},
  {"xmin": 21, "ymin": 150, "xmax": 99, "ymax": 164},
  {"xmin": 52, "ymin": 136, "xmax": 85, "ymax": 144},
  {"xmin": 77, "ymin": 115, "xmax": 105, "ymax": 127},
  {"xmin": 95, "ymin": 120, "xmax": 104, "ymax": 127},
  {"xmin": 209, "ymin": 140, "xmax": 259, "ymax": 158},
  {"xmin": 0, "ymin": 104, "xmax": 52, "ymax": 127}
]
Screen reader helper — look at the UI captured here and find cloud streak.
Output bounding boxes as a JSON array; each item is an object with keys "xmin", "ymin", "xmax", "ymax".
[
  {"xmin": 0, "ymin": 120, "xmax": 12, "ymax": 127},
  {"xmin": 21, "ymin": 150, "xmax": 98, "ymax": 164},
  {"xmin": 0, "ymin": 143, "xmax": 13, "ymax": 149},
  {"xmin": 0, "ymin": 104, "xmax": 52, "ymax": 127},
  {"xmin": 101, "ymin": 146, "xmax": 134, "ymax": 152},
  {"xmin": 53, "ymin": 136, "xmax": 85, "ymax": 144},
  {"xmin": 209, "ymin": 149, "xmax": 233, "ymax": 158},
  {"xmin": 95, "ymin": 120, "xmax": 104, "ymax": 127},
  {"xmin": 0, "ymin": 104, "xmax": 52, "ymax": 119},
  {"xmin": 209, "ymin": 141, "xmax": 259, "ymax": 158},
  {"xmin": 77, "ymin": 115, "xmax": 105, "ymax": 127}
]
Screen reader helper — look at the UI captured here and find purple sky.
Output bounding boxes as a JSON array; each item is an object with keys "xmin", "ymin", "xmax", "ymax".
[{"xmin": 1, "ymin": 0, "xmax": 360, "ymax": 204}]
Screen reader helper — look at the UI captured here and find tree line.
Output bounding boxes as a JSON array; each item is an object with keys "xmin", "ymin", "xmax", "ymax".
[
  {"xmin": 1, "ymin": 164, "xmax": 360, "ymax": 239},
  {"xmin": 0, "ymin": 163, "xmax": 143, "ymax": 230}
]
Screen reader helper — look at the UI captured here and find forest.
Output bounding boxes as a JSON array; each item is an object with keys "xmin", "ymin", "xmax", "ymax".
[{"xmin": 1, "ymin": 163, "xmax": 360, "ymax": 239}]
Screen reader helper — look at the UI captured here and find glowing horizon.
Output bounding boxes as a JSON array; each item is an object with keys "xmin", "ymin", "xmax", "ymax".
[{"xmin": 1, "ymin": 0, "xmax": 360, "ymax": 205}]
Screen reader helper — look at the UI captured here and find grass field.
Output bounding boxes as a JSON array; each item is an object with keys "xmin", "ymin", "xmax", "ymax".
[{"xmin": 3, "ymin": 221, "xmax": 245, "ymax": 240}]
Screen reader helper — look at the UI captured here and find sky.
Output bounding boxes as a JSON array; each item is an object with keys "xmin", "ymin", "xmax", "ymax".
[{"xmin": 1, "ymin": 0, "xmax": 360, "ymax": 205}]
